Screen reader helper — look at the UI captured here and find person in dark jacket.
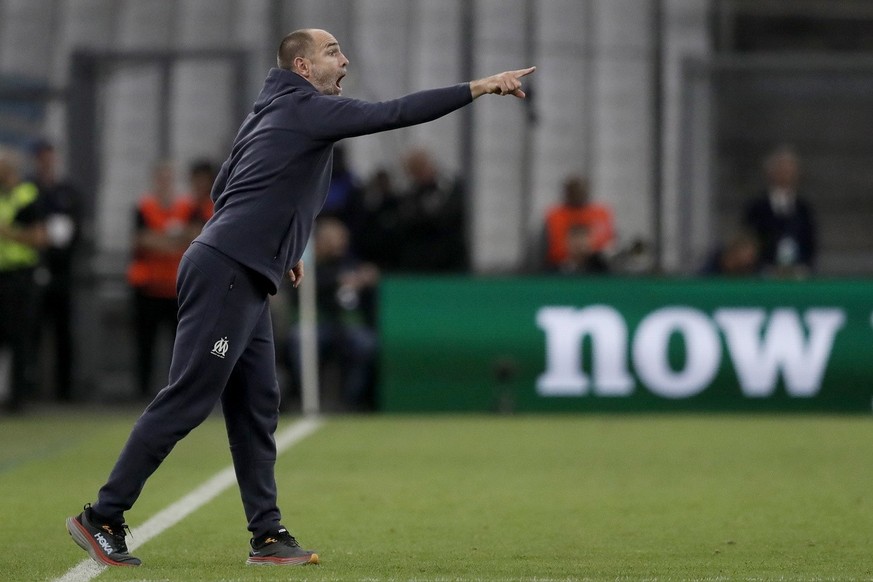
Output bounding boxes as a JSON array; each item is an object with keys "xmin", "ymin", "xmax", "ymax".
[
  {"xmin": 392, "ymin": 147, "xmax": 468, "ymax": 272},
  {"xmin": 742, "ymin": 146, "xmax": 817, "ymax": 278},
  {"xmin": 30, "ymin": 139, "xmax": 82, "ymax": 402},
  {"xmin": 285, "ymin": 217, "xmax": 379, "ymax": 411},
  {"xmin": 66, "ymin": 28, "xmax": 535, "ymax": 568}
]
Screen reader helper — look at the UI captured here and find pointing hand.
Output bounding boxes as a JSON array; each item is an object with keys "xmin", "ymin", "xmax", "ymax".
[{"xmin": 471, "ymin": 66, "xmax": 536, "ymax": 99}]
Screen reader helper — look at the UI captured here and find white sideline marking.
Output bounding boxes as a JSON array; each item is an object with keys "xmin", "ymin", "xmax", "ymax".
[{"xmin": 53, "ymin": 416, "xmax": 323, "ymax": 582}]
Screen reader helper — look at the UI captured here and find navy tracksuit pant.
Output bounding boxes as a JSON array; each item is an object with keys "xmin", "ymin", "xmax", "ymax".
[{"xmin": 93, "ymin": 242, "xmax": 283, "ymax": 537}]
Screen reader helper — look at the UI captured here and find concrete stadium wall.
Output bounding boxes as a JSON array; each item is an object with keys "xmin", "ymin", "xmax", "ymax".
[{"xmin": 0, "ymin": 0, "xmax": 713, "ymax": 272}]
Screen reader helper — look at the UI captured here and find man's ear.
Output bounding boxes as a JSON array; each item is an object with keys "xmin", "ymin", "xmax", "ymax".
[{"xmin": 293, "ymin": 56, "xmax": 310, "ymax": 77}]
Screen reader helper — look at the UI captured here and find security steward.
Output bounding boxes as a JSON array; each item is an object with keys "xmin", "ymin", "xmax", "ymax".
[
  {"xmin": 0, "ymin": 148, "xmax": 47, "ymax": 413},
  {"xmin": 127, "ymin": 161, "xmax": 197, "ymax": 398}
]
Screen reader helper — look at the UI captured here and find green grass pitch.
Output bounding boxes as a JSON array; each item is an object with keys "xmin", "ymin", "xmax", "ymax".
[{"xmin": 1, "ymin": 410, "xmax": 872, "ymax": 580}]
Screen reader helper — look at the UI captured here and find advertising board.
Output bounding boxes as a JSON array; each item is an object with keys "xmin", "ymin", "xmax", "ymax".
[{"xmin": 379, "ymin": 277, "xmax": 873, "ymax": 412}]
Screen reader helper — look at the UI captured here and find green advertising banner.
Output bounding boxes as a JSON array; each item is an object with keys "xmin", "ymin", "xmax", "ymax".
[{"xmin": 378, "ymin": 277, "xmax": 873, "ymax": 413}]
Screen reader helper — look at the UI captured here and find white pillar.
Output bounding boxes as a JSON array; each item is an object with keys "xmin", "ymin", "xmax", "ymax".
[
  {"xmin": 472, "ymin": 0, "xmax": 528, "ymax": 271},
  {"xmin": 530, "ymin": 0, "xmax": 592, "ymax": 236},
  {"xmin": 590, "ymin": 0, "xmax": 655, "ymax": 248},
  {"xmin": 47, "ymin": 0, "xmax": 121, "ymax": 153},
  {"xmin": 171, "ymin": 0, "xmax": 236, "ymax": 167},
  {"xmin": 405, "ymin": 0, "xmax": 464, "ymax": 174},
  {"xmin": 348, "ymin": 0, "xmax": 413, "ymax": 176},
  {"xmin": 234, "ymin": 0, "xmax": 278, "ymax": 90},
  {"xmin": 0, "ymin": 0, "xmax": 56, "ymax": 76},
  {"xmin": 661, "ymin": 0, "xmax": 712, "ymax": 271},
  {"xmin": 97, "ymin": 0, "xmax": 177, "ymax": 253}
]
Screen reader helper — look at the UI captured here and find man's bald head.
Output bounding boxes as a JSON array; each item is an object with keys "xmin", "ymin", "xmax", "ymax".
[
  {"xmin": 276, "ymin": 28, "xmax": 336, "ymax": 71},
  {"xmin": 277, "ymin": 29, "xmax": 322, "ymax": 71},
  {"xmin": 276, "ymin": 29, "xmax": 348, "ymax": 95}
]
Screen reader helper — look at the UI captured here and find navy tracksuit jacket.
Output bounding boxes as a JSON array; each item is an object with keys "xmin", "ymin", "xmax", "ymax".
[{"xmin": 93, "ymin": 69, "xmax": 473, "ymax": 537}]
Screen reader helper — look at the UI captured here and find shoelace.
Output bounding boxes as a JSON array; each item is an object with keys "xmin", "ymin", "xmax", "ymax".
[
  {"xmin": 102, "ymin": 522, "xmax": 133, "ymax": 553},
  {"xmin": 274, "ymin": 530, "xmax": 300, "ymax": 548},
  {"xmin": 84, "ymin": 505, "xmax": 133, "ymax": 553}
]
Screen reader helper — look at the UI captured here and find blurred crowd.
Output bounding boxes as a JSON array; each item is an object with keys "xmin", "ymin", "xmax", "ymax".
[
  {"xmin": 540, "ymin": 144, "xmax": 817, "ymax": 280},
  {"xmin": 1, "ymin": 141, "xmax": 79, "ymax": 413},
  {"xmin": 0, "ymin": 141, "xmax": 818, "ymax": 414}
]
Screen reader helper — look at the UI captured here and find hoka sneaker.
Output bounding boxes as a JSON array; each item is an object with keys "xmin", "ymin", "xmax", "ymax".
[
  {"xmin": 246, "ymin": 527, "xmax": 319, "ymax": 566},
  {"xmin": 65, "ymin": 505, "xmax": 141, "ymax": 567}
]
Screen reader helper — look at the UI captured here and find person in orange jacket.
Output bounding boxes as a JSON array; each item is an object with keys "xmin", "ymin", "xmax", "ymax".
[
  {"xmin": 543, "ymin": 175, "xmax": 615, "ymax": 272},
  {"xmin": 127, "ymin": 161, "xmax": 196, "ymax": 398}
]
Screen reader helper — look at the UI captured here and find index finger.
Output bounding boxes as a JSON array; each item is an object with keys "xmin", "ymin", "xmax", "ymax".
[{"xmin": 512, "ymin": 66, "xmax": 536, "ymax": 78}]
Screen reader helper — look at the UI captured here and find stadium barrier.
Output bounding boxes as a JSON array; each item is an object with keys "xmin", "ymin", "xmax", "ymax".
[{"xmin": 379, "ymin": 277, "xmax": 873, "ymax": 413}]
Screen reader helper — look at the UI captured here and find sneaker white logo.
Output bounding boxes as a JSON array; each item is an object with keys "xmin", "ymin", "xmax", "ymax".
[
  {"xmin": 94, "ymin": 532, "xmax": 114, "ymax": 555},
  {"xmin": 211, "ymin": 337, "xmax": 229, "ymax": 359}
]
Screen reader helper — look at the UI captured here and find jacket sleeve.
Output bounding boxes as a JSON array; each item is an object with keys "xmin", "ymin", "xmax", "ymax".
[{"xmin": 297, "ymin": 84, "xmax": 473, "ymax": 141}]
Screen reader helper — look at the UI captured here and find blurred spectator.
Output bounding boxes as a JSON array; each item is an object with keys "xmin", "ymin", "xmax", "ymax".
[
  {"xmin": 126, "ymin": 161, "xmax": 196, "ymax": 398},
  {"xmin": 30, "ymin": 139, "xmax": 82, "ymax": 402},
  {"xmin": 0, "ymin": 147, "xmax": 47, "ymax": 413},
  {"xmin": 187, "ymin": 159, "xmax": 217, "ymax": 227},
  {"xmin": 543, "ymin": 175, "xmax": 615, "ymax": 272},
  {"xmin": 286, "ymin": 217, "xmax": 379, "ymax": 411},
  {"xmin": 742, "ymin": 146, "xmax": 817, "ymax": 278},
  {"xmin": 393, "ymin": 147, "xmax": 468, "ymax": 272},
  {"xmin": 358, "ymin": 167, "xmax": 402, "ymax": 269},
  {"xmin": 554, "ymin": 224, "xmax": 610, "ymax": 274},
  {"xmin": 699, "ymin": 231, "xmax": 761, "ymax": 277},
  {"xmin": 320, "ymin": 145, "xmax": 366, "ymax": 252}
]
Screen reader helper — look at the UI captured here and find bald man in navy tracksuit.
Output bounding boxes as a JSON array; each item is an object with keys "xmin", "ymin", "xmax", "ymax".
[{"xmin": 66, "ymin": 28, "xmax": 535, "ymax": 568}]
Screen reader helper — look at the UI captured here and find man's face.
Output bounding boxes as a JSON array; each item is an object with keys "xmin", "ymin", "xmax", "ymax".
[
  {"xmin": 404, "ymin": 150, "xmax": 436, "ymax": 185},
  {"xmin": 767, "ymin": 154, "xmax": 799, "ymax": 191},
  {"xmin": 306, "ymin": 30, "xmax": 348, "ymax": 96},
  {"xmin": 315, "ymin": 219, "xmax": 349, "ymax": 259},
  {"xmin": 563, "ymin": 178, "xmax": 589, "ymax": 207}
]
